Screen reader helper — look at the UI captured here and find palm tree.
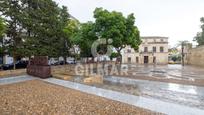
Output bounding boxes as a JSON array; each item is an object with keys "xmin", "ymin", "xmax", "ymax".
[{"xmin": 177, "ymin": 40, "xmax": 191, "ymax": 66}]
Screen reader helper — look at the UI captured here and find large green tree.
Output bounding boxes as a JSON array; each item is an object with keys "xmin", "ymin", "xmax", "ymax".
[
  {"xmin": 0, "ymin": 0, "xmax": 72, "ymax": 68},
  {"xmin": 93, "ymin": 8, "xmax": 141, "ymax": 63},
  {"xmin": 21, "ymin": 1, "xmax": 74, "ymax": 60},
  {"xmin": 0, "ymin": 0, "xmax": 25, "ymax": 69},
  {"xmin": 20, "ymin": 0, "xmax": 63, "ymax": 57},
  {"xmin": 194, "ymin": 17, "xmax": 204, "ymax": 46}
]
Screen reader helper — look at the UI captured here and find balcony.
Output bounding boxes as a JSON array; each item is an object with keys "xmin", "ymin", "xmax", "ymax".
[
  {"xmin": 140, "ymin": 51, "xmax": 154, "ymax": 54},
  {"xmin": 148, "ymin": 42, "xmax": 168, "ymax": 44}
]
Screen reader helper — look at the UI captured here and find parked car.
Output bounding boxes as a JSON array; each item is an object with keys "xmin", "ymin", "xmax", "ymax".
[
  {"xmin": 2, "ymin": 60, "xmax": 28, "ymax": 70},
  {"xmin": 67, "ymin": 60, "xmax": 76, "ymax": 64},
  {"xmin": 49, "ymin": 60, "xmax": 65, "ymax": 66}
]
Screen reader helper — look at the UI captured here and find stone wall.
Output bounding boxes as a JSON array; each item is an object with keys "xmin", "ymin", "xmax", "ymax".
[
  {"xmin": 51, "ymin": 65, "xmax": 76, "ymax": 75},
  {"xmin": 186, "ymin": 45, "xmax": 204, "ymax": 67}
]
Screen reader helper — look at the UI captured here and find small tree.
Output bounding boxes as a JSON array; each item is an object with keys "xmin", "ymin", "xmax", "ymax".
[
  {"xmin": 73, "ymin": 22, "xmax": 98, "ymax": 62},
  {"xmin": 63, "ymin": 18, "xmax": 80, "ymax": 64},
  {"xmin": 171, "ymin": 55, "xmax": 181, "ymax": 62},
  {"xmin": 110, "ymin": 52, "xmax": 120, "ymax": 60}
]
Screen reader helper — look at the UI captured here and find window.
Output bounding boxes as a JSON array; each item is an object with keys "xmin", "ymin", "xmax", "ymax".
[
  {"xmin": 144, "ymin": 47, "xmax": 148, "ymax": 52},
  {"xmin": 153, "ymin": 47, "xmax": 156, "ymax": 52},
  {"xmin": 160, "ymin": 46, "xmax": 164, "ymax": 52},
  {"xmin": 160, "ymin": 39, "xmax": 164, "ymax": 42},
  {"xmin": 127, "ymin": 49, "xmax": 131, "ymax": 53}
]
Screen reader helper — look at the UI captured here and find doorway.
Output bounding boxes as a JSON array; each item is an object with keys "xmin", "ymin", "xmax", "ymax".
[
  {"xmin": 144, "ymin": 56, "xmax": 149, "ymax": 64},
  {"xmin": 128, "ymin": 57, "xmax": 131, "ymax": 63},
  {"xmin": 136, "ymin": 57, "xmax": 139, "ymax": 63},
  {"xmin": 153, "ymin": 57, "xmax": 156, "ymax": 64}
]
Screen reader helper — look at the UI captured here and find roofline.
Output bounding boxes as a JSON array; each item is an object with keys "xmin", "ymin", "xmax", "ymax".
[
  {"xmin": 141, "ymin": 36, "xmax": 168, "ymax": 39},
  {"xmin": 69, "ymin": 14, "xmax": 79, "ymax": 22}
]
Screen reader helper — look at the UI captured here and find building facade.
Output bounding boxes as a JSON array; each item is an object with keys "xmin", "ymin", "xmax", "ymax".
[{"xmin": 122, "ymin": 36, "xmax": 169, "ymax": 64}]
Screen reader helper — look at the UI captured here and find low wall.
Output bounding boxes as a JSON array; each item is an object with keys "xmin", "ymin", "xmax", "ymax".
[
  {"xmin": 51, "ymin": 62, "xmax": 116, "ymax": 76},
  {"xmin": 0, "ymin": 69, "xmax": 26, "ymax": 78},
  {"xmin": 186, "ymin": 46, "xmax": 204, "ymax": 67},
  {"xmin": 0, "ymin": 62, "xmax": 116, "ymax": 78}
]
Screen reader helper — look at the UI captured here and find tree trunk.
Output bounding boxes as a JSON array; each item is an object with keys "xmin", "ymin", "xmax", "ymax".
[
  {"xmin": 116, "ymin": 50, "xmax": 122, "ymax": 72},
  {"xmin": 117, "ymin": 51, "xmax": 122, "ymax": 65},
  {"xmin": 86, "ymin": 57, "xmax": 89, "ymax": 64},
  {"xmin": 74, "ymin": 55, "xmax": 76, "ymax": 64},
  {"xmin": 63, "ymin": 56, "xmax": 66, "ymax": 65},
  {"xmin": 1, "ymin": 36, "xmax": 4, "ymax": 65},
  {"xmin": 182, "ymin": 44, "xmax": 184, "ymax": 66},
  {"xmin": 13, "ymin": 53, "xmax": 16, "ymax": 70},
  {"xmin": 92, "ymin": 56, "xmax": 94, "ymax": 63}
]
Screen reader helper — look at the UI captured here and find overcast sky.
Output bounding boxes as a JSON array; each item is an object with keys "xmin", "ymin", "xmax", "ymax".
[{"xmin": 54, "ymin": 0, "xmax": 204, "ymax": 47}]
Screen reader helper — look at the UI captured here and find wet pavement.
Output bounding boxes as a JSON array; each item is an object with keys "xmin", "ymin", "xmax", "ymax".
[
  {"xmin": 0, "ymin": 75, "xmax": 37, "ymax": 85},
  {"xmin": 44, "ymin": 78, "xmax": 204, "ymax": 115},
  {"xmin": 104, "ymin": 76, "xmax": 204, "ymax": 109},
  {"xmin": 126, "ymin": 64, "xmax": 204, "ymax": 81}
]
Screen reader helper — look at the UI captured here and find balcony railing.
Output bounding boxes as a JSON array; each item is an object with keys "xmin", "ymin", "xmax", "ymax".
[{"xmin": 140, "ymin": 51, "xmax": 154, "ymax": 54}]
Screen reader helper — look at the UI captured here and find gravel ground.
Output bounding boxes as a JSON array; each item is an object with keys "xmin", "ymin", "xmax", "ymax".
[{"xmin": 0, "ymin": 80, "xmax": 161, "ymax": 115}]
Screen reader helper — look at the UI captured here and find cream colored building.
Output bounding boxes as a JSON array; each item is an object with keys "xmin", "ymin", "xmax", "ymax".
[{"xmin": 122, "ymin": 36, "xmax": 169, "ymax": 64}]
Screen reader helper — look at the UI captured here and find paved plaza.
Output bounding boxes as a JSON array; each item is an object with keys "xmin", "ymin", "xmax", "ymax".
[{"xmin": 118, "ymin": 64, "xmax": 204, "ymax": 86}]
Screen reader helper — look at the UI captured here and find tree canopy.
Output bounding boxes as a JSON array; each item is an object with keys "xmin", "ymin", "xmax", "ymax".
[
  {"xmin": 73, "ymin": 21, "xmax": 98, "ymax": 58},
  {"xmin": 93, "ymin": 8, "xmax": 141, "ymax": 62},
  {"xmin": 0, "ymin": 17, "xmax": 6, "ymax": 38},
  {"xmin": 194, "ymin": 17, "xmax": 204, "ymax": 46},
  {"xmin": 0, "ymin": 0, "xmax": 73, "ymax": 57},
  {"xmin": 0, "ymin": 17, "xmax": 6, "ymax": 54},
  {"xmin": 73, "ymin": 8, "xmax": 141, "ymax": 62}
]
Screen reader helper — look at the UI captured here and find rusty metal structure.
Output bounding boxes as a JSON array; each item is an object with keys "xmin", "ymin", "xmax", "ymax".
[{"xmin": 27, "ymin": 56, "xmax": 51, "ymax": 78}]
